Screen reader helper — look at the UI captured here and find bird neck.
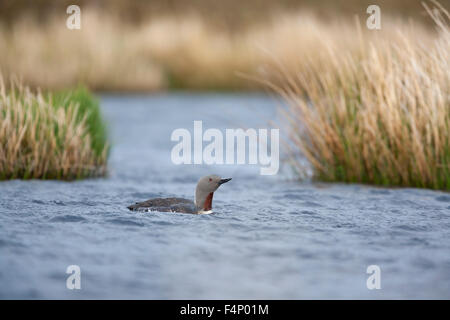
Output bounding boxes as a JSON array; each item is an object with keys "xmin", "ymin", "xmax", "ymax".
[
  {"xmin": 202, "ymin": 192, "xmax": 214, "ymax": 211},
  {"xmin": 195, "ymin": 189, "xmax": 214, "ymax": 213}
]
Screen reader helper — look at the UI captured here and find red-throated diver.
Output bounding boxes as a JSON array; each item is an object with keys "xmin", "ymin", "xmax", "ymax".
[{"xmin": 127, "ymin": 175, "xmax": 232, "ymax": 214}]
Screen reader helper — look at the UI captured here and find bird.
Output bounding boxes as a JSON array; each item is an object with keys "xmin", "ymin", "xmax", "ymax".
[{"xmin": 127, "ymin": 175, "xmax": 232, "ymax": 214}]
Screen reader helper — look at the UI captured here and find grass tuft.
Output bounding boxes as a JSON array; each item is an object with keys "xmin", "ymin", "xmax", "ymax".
[
  {"xmin": 0, "ymin": 78, "xmax": 108, "ymax": 180},
  {"xmin": 273, "ymin": 2, "xmax": 450, "ymax": 190}
]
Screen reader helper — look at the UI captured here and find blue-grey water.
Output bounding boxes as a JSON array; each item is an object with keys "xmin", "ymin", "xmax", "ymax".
[{"xmin": 1, "ymin": 93, "xmax": 450, "ymax": 299}]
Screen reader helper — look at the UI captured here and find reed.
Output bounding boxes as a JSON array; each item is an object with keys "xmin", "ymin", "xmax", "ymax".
[
  {"xmin": 0, "ymin": 78, "xmax": 108, "ymax": 180},
  {"xmin": 274, "ymin": 3, "xmax": 450, "ymax": 190}
]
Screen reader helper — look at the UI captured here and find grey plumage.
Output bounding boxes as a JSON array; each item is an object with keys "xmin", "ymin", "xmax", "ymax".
[{"xmin": 127, "ymin": 197, "xmax": 197, "ymax": 213}]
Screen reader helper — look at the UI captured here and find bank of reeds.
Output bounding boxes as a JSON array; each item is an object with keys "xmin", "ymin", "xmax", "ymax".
[
  {"xmin": 274, "ymin": 3, "xmax": 450, "ymax": 190},
  {"xmin": 0, "ymin": 78, "xmax": 108, "ymax": 180},
  {"xmin": 0, "ymin": 8, "xmax": 439, "ymax": 92}
]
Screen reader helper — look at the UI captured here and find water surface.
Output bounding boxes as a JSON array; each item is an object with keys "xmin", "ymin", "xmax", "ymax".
[{"xmin": 1, "ymin": 93, "xmax": 449, "ymax": 299}]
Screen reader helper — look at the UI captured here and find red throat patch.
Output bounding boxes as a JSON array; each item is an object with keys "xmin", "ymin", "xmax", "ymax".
[{"xmin": 203, "ymin": 192, "xmax": 214, "ymax": 211}]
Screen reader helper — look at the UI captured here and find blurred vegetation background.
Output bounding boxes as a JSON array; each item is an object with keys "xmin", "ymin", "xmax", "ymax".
[
  {"xmin": 0, "ymin": 0, "xmax": 449, "ymax": 92},
  {"xmin": 0, "ymin": 0, "xmax": 443, "ymax": 27}
]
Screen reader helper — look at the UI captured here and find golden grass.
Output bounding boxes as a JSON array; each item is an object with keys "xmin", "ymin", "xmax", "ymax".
[
  {"xmin": 272, "ymin": 3, "xmax": 450, "ymax": 189},
  {"xmin": 0, "ymin": 78, "xmax": 108, "ymax": 180},
  {"xmin": 0, "ymin": 11, "xmax": 255, "ymax": 91},
  {"xmin": 0, "ymin": 8, "xmax": 438, "ymax": 92}
]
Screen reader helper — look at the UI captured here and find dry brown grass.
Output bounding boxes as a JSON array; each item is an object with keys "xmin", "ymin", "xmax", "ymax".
[
  {"xmin": 0, "ymin": 12, "xmax": 164, "ymax": 91},
  {"xmin": 0, "ymin": 11, "xmax": 259, "ymax": 91},
  {"xmin": 271, "ymin": 2, "xmax": 450, "ymax": 189},
  {"xmin": 0, "ymin": 77, "xmax": 108, "ymax": 180},
  {"xmin": 0, "ymin": 7, "xmax": 439, "ymax": 92}
]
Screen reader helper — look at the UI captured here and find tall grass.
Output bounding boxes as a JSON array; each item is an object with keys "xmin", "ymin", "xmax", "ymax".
[
  {"xmin": 0, "ymin": 78, "xmax": 108, "ymax": 180},
  {"xmin": 274, "ymin": 3, "xmax": 450, "ymax": 190},
  {"xmin": 0, "ymin": 8, "xmax": 440, "ymax": 92}
]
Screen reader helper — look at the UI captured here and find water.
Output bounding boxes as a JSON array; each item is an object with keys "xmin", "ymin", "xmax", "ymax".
[{"xmin": 1, "ymin": 93, "xmax": 450, "ymax": 299}]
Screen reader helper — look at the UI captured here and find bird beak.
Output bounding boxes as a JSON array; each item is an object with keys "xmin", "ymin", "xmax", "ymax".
[{"xmin": 219, "ymin": 178, "xmax": 232, "ymax": 185}]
